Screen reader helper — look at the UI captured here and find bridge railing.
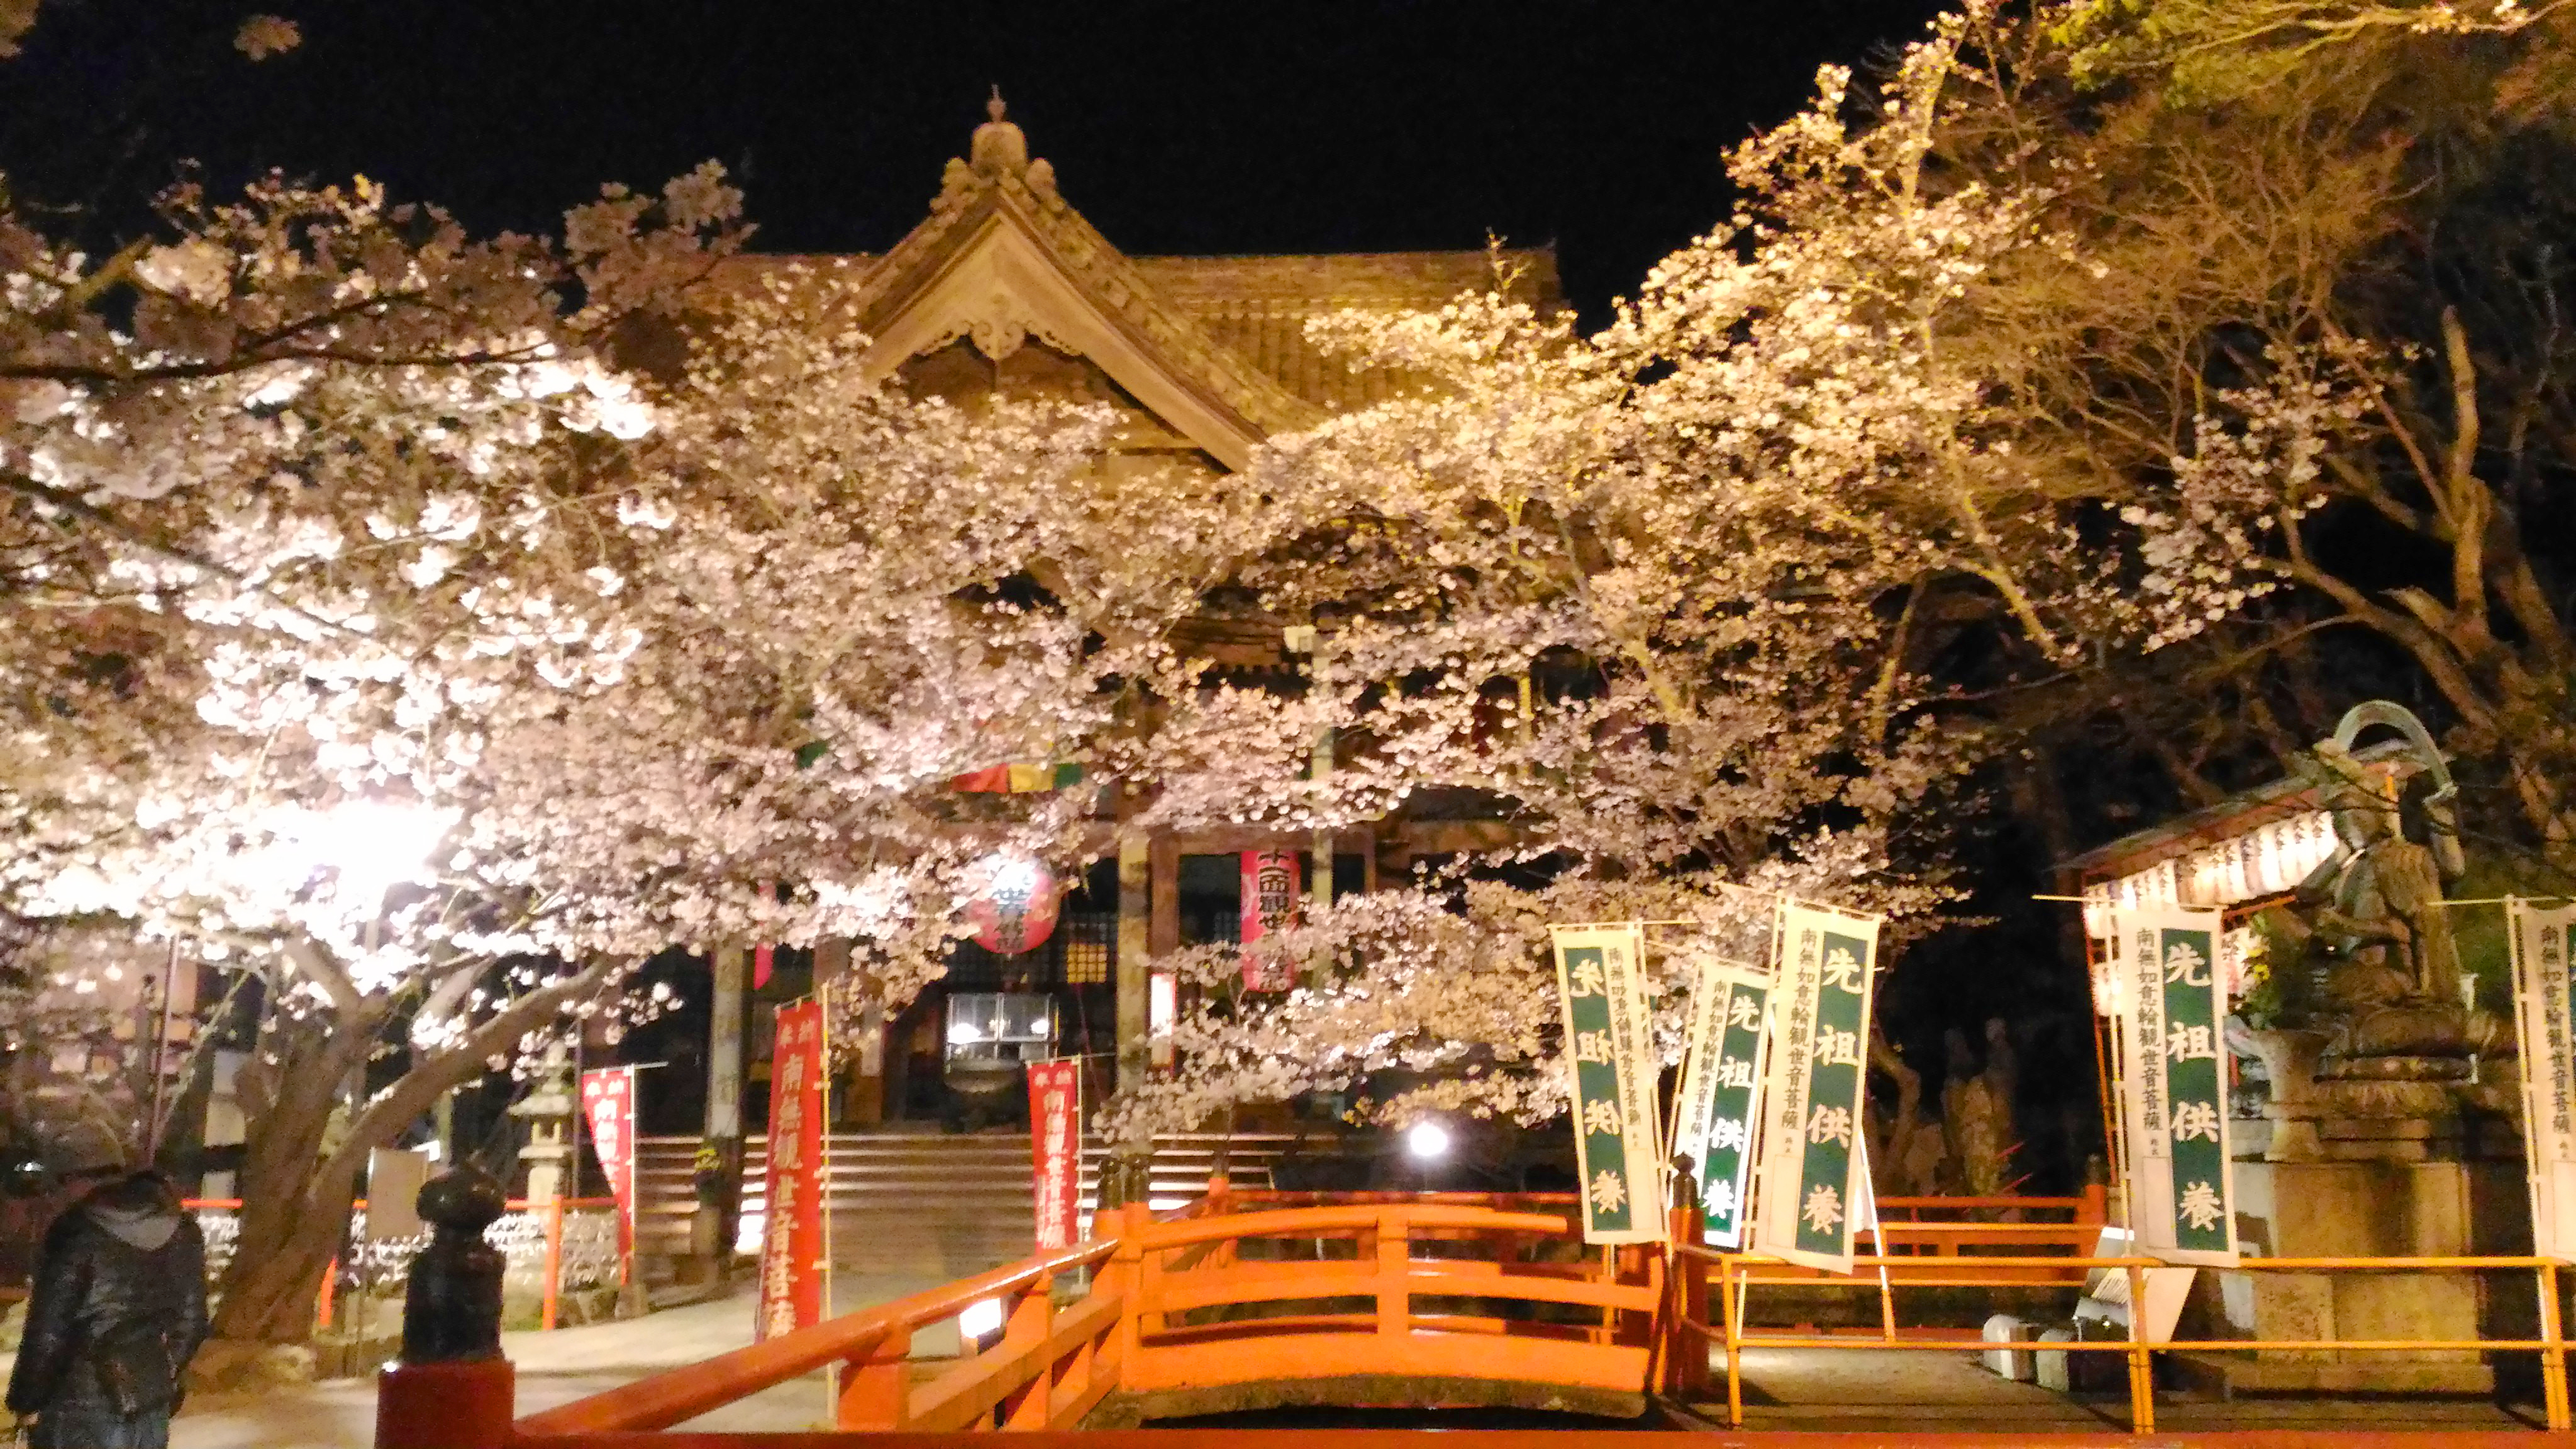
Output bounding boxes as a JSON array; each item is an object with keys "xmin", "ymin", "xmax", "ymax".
[
  {"xmin": 390, "ymin": 1189, "xmax": 1653, "ymax": 1446},
  {"xmin": 508, "ymin": 1230, "xmax": 1127, "ymax": 1443}
]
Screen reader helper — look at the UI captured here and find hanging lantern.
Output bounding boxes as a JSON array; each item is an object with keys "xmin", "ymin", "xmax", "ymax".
[
  {"xmin": 2082, "ymin": 882, "xmax": 2114, "ymax": 941},
  {"xmin": 968, "ymin": 855, "xmax": 1060, "ymax": 955}
]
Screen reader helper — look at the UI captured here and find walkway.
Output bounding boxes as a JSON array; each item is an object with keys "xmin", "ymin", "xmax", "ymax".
[
  {"xmin": 170, "ymin": 1274, "xmax": 960, "ymax": 1448},
  {"xmin": 1697, "ymin": 1348, "xmax": 2540, "ymax": 1435}
]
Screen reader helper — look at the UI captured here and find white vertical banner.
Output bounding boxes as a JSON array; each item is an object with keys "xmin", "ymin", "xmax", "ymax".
[
  {"xmin": 1550, "ymin": 924, "xmax": 1665, "ymax": 1245},
  {"xmin": 2510, "ymin": 899, "xmax": 2576, "ymax": 1261},
  {"xmin": 2111, "ymin": 906, "xmax": 2238, "ymax": 1267},
  {"xmin": 1672, "ymin": 952, "xmax": 1771, "ymax": 1249},
  {"xmin": 1752, "ymin": 899, "xmax": 1880, "ymax": 1274}
]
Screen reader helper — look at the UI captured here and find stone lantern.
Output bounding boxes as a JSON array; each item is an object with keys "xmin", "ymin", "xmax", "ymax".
[{"xmin": 511, "ymin": 1044, "xmax": 577, "ymax": 1204}]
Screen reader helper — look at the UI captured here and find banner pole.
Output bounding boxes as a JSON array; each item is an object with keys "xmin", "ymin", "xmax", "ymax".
[{"xmin": 821, "ymin": 1002, "xmax": 836, "ymax": 1423}]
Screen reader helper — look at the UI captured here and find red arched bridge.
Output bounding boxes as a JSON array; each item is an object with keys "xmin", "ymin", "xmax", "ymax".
[{"xmin": 377, "ymin": 1184, "xmax": 2571, "ymax": 1446}]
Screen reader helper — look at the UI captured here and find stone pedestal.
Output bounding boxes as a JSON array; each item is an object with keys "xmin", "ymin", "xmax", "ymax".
[{"xmin": 2179, "ymin": 1129, "xmax": 2526, "ymax": 1396}]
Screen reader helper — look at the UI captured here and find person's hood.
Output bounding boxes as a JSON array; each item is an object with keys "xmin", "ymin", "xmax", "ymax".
[{"xmin": 83, "ymin": 1172, "xmax": 181, "ymax": 1252}]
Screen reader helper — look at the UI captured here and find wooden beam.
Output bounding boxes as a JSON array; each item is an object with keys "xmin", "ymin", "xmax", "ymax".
[
  {"xmin": 1149, "ymin": 833, "xmax": 1182, "ymax": 957},
  {"xmin": 1116, "ymin": 828, "xmax": 1150, "ymax": 1099}
]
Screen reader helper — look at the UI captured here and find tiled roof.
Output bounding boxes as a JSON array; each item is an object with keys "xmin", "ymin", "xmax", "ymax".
[
  {"xmin": 1137, "ymin": 250, "xmax": 1562, "ymax": 411},
  {"xmin": 691, "ymin": 238, "xmax": 1561, "ymax": 418}
]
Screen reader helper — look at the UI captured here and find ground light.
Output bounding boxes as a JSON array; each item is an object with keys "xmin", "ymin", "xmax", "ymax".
[
  {"xmin": 1404, "ymin": 1119, "xmax": 1451, "ymax": 1162},
  {"xmin": 958, "ymin": 1296, "xmax": 1005, "ymax": 1352}
]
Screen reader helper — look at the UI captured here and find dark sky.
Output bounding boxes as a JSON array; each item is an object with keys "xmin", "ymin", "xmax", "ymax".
[{"xmin": 6, "ymin": 0, "xmax": 1949, "ymax": 321}]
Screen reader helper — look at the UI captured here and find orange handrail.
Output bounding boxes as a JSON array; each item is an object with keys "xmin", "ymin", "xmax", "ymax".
[
  {"xmin": 498, "ymin": 1193, "xmax": 1651, "ymax": 1443},
  {"xmin": 517, "ymin": 1234, "xmax": 1122, "ymax": 1435},
  {"xmin": 1130, "ymin": 1202, "xmax": 1575, "ymax": 1249}
]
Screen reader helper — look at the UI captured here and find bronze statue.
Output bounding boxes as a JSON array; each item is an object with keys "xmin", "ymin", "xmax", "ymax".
[{"xmin": 2283, "ymin": 703, "xmax": 2507, "ymax": 1067}]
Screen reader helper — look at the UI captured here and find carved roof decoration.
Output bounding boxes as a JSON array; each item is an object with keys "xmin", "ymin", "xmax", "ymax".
[{"xmin": 694, "ymin": 96, "xmax": 1562, "ymax": 470}]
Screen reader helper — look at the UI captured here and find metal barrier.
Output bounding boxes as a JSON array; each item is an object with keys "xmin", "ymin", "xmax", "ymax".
[
  {"xmin": 186, "ymin": 1194, "xmax": 622, "ymax": 1335},
  {"xmin": 1670, "ymin": 1238, "xmax": 2574, "ymax": 1435}
]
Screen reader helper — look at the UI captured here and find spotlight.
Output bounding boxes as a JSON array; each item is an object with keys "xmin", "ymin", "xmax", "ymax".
[
  {"xmin": 959, "ymin": 1296, "xmax": 1005, "ymax": 1351},
  {"xmin": 1404, "ymin": 1120, "xmax": 1451, "ymax": 1162}
]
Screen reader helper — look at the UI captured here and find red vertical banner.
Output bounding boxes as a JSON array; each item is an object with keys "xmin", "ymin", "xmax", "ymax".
[
  {"xmin": 577, "ymin": 1067, "xmax": 638, "ymax": 1258},
  {"xmin": 1239, "ymin": 849, "xmax": 1301, "ymax": 991},
  {"xmin": 1027, "ymin": 1058, "xmax": 1083, "ymax": 1251},
  {"xmin": 756, "ymin": 1000, "xmax": 828, "ymax": 1342},
  {"xmin": 752, "ymin": 878, "xmax": 777, "ymax": 989}
]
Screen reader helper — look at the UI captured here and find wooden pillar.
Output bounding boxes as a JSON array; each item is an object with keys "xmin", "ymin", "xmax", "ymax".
[
  {"xmin": 1148, "ymin": 835, "xmax": 1180, "ymax": 957},
  {"xmin": 698, "ymin": 944, "xmax": 747, "ymax": 1277},
  {"xmin": 1309, "ymin": 652, "xmax": 1335, "ymax": 919},
  {"xmin": 1116, "ymin": 831, "xmax": 1152, "ymax": 1099},
  {"xmin": 1147, "ymin": 835, "xmax": 1180, "ymax": 1080},
  {"xmin": 814, "ymin": 940, "xmax": 882, "ymax": 1126}
]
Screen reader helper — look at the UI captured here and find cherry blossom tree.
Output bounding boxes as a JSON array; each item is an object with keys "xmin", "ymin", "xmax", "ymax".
[
  {"xmin": 0, "ymin": 161, "xmax": 772, "ymax": 1341},
  {"xmin": 1097, "ymin": 1, "xmax": 2424, "ymax": 1141},
  {"xmin": 0, "ymin": 141, "xmax": 1267, "ymax": 1345},
  {"xmin": 1102, "ymin": 843, "xmax": 1947, "ymax": 1143}
]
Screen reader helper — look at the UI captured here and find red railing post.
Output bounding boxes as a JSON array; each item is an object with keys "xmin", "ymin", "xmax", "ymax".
[
  {"xmin": 1376, "ymin": 1208, "xmax": 1411, "ymax": 1339},
  {"xmin": 835, "ymin": 1323, "xmax": 913, "ymax": 1430},
  {"xmin": 1111, "ymin": 1201, "xmax": 1151, "ymax": 1389},
  {"xmin": 2080, "ymin": 1183, "xmax": 2108, "ymax": 1228},
  {"xmin": 1000, "ymin": 1275, "xmax": 1057, "ymax": 1429},
  {"xmin": 1663, "ymin": 1206, "xmax": 1708, "ymax": 1396},
  {"xmin": 377, "ymin": 1359, "xmax": 514, "ymax": 1449},
  {"xmin": 1206, "ymin": 1176, "xmax": 1235, "ymax": 1268},
  {"xmin": 540, "ymin": 1196, "xmax": 565, "ymax": 1331}
]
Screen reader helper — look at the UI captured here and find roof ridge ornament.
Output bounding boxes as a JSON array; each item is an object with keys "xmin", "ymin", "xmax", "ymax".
[
  {"xmin": 971, "ymin": 86, "xmax": 1028, "ymax": 176},
  {"xmin": 936, "ymin": 87, "xmax": 1058, "ymax": 213}
]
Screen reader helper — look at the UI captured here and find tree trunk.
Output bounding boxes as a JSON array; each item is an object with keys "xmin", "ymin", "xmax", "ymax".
[{"xmin": 211, "ymin": 1012, "xmax": 370, "ymax": 1343}]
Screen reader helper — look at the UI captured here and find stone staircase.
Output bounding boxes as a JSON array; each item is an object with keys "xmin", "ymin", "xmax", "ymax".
[{"xmin": 635, "ymin": 1131, "xmax": 1298, "ymax": 1282}]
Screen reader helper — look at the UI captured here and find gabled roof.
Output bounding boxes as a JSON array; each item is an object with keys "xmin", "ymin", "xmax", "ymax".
[
  {"xmin": 847, "ymin": 167, "xmax": 1320, "ymax": 470},
  {"xmin": 700, "ymin": 99, "xmax": 1562, "ymax": 471}
]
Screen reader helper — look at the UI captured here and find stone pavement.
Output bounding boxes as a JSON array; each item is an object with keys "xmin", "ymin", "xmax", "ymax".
[
  {"xmin": 1692, "ymin": 1347, "xmax": 2544, "ymax": 1434},
  {"xmin": 169, "ymin": 1272, "xmax": 957, "ymax": 1448}
]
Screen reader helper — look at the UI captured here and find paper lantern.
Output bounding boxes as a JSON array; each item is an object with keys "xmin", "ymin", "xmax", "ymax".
[{"xmin": 968, "ymin": 856, "xmax": 1060, "ymax": 955}]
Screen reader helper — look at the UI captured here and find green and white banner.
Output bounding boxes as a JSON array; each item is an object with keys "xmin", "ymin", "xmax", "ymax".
[
  {"xmin": 2508, "ymin": 899, "xmax": 2576, "ymax": 1261},
  {"xmin": 1552, "ymin": 924, "xmax": 1665, "ymax": 1245},
  {"xmin": 2110, "ymin": 906, "xmax": 2238, "ymax": 1266},
  {"xmin": 1672, "ymin": 953, "xmax": 1770, "ymax": 1249},
  {"xmin": 1752, "ymin": 900, "xmax": 1880, "ymax": 1274}
]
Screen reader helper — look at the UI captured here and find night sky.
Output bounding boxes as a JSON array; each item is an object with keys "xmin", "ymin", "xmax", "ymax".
[{"xmin": 6, "ymin": 0, "xmax": 1951, "ymax": 321}]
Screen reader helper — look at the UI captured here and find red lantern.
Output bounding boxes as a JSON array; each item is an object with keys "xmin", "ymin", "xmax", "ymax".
[{"xmin": 969, "ymin": 857, "xmax": 1060, "ymax": 955}]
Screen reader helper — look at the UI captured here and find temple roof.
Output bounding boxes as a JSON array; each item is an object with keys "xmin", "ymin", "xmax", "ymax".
[{"xmin": 699, "ymin": 96, "xmax": 1560, "ymax": 469}]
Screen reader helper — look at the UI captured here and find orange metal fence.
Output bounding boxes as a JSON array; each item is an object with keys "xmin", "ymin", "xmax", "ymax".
[{"xmin": 1668, "ymin": 1236, "xmax": 2574, "ymax": 1436}]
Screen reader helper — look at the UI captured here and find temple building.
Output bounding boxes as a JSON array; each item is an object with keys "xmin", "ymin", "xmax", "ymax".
[{"xmin": 690, "ymin": 94, "xmax": 1562, "ymax": 1138}]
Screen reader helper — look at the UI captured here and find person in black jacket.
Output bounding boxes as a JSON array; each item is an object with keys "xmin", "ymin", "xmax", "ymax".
[{"xmin": 4, "ymin": 1127, "xmax": 209, "ymax": 1449}]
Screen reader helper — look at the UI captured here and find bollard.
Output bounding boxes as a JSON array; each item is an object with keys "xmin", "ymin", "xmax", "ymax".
[
  {"xmin": 376, "ymin": 1167, "xmax": 514, "ymax": 1449},
  {"xmin": 1980, "ymin": 1313, "xmax": 2036, "ymax": 1381}
]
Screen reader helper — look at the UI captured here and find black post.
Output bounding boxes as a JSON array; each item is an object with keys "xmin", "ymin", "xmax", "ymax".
[
  {"xmin": 379, "ymin": 1167, "xmax": 514, "ymax": 1449},
  {"xmin": 400, "ymin": 1167, "xmax": 506, "ymax": 1364}
]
